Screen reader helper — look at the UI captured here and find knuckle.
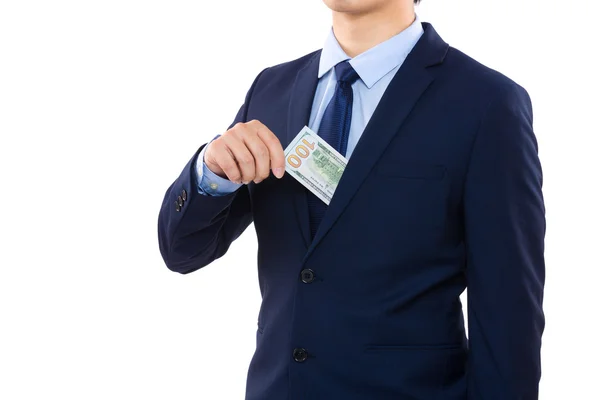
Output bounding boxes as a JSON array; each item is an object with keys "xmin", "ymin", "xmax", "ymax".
[
  {"xmin": 266, "ymin": 137, "xmax": 282, "ymax": 151},
  {"xmin": 220, "ymin": 159, "xmax": 235, "ymax": 171},
  {"xmin": 228, "ymin": 123, "xmax": 244, "ymax": 137},
  {"xmin": 205, "ymin": 148, "xmax": 218, "ymax": 163},
  {"xmin": 211, "ymin": 138, "xmax": 224, "ymax": 150},
  {"xmin": 255, "ymin": 147, "xmax": 268, "ymax": 159},
  {"xmin": 239, "ymin": 155, "xmax": 254, "ymax": 165},
  {"xmin": 268, "ymin": 132, "xmax": 280, "ymax": 142},
  {"xmin": 224, "ymin": 166, "xmax": 240, "ymax": 179}
]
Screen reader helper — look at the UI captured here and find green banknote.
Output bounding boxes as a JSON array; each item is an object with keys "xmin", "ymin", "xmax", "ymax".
[{"xmin": 284, "ymin": 126, "xmax": 347, "ymax": 205}]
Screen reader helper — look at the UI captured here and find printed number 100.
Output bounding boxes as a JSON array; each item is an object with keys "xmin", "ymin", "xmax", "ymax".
[{"xmin": 287, "ymin": 138, "xmax": 315, "ymax": 168}]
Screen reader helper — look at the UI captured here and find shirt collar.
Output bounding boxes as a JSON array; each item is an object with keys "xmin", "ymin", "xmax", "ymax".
[{"xmin": 318, "ymin": 16, "xmax": 424, "ymax": 89}]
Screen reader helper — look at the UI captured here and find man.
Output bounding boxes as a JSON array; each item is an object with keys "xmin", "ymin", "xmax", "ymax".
[{"xmin": 158, "ymin": 0, "xmax": 546, "ymax": 398}]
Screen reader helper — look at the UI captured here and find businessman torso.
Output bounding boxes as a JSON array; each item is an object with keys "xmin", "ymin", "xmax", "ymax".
[{"xmin": 159, "ymin": 22, "xmax": 545, "ymax": 400}]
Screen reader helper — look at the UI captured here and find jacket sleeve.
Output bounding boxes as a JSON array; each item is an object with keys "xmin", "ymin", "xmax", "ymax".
[
  {"xmin": 464, "ymin": 83, "xmax": 546, "ymax": 399},
  {"xmin": 157, "ymin": 69, "xmax": 267, "ymax": 274}
]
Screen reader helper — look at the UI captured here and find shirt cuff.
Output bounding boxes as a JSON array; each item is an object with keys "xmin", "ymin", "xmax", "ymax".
[{"xmin": 195, "ymin": 136, "xmax": 243, "ymax": 196}]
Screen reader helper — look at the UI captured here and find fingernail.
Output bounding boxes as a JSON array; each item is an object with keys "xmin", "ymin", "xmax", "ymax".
[{"xmin": 274, "ymin": 167, "xmax": 284, "ymax": 178}]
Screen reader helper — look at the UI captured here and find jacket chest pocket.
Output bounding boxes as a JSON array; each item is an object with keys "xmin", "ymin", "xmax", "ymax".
[
  {"xmin": 368, "ymin": 162, "xmax": 450, "ymax": 233},
  {"xmin": 375, "ymin": 161, "xmax": 446, "ymax": 180}
]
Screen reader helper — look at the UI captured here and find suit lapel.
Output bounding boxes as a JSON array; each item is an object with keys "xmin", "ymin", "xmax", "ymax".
[
  {"xmin": 304, "ymin": 23, "xmax": 450, "ymax": 260},
  {"xmin": 286, "ymin": 51, "xmax": 321, "ymax": 248}
]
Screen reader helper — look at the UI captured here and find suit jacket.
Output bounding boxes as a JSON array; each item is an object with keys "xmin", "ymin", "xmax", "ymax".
[{"xmin": 158, "ymin": 23, "xmax": 545, "ymax": 400}]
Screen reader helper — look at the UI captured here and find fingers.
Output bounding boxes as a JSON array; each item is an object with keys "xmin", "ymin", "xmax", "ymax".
[
  {"xmin": 221, "ymin": 132, "xmax": 255, "ymax": 184},
  {"xmin": 243, "ymin": 134, "xmax": 270, "ymax": 183},
  {"xmin": 208, "ymin": 120, "xmax": 284, "ymax": 185},
  {"xmin": 206, "ymin": 138, "xmax": 243, "ymax": 183},
  {"xmin": 252, "ymin": 121, "xmax": 285, "ymax": 179}
]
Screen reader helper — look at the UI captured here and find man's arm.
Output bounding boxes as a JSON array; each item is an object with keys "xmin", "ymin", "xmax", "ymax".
[
  {"xmin": 157, "ymin": 69, "xmax": 271, "ymax": 274},
  {"xmin": 157, "ymin": 106, "xmax": 252, "ymax": 274},
  {"xmin": 464, "ymin": 84, "xmax": 546, "ymax": 399}
]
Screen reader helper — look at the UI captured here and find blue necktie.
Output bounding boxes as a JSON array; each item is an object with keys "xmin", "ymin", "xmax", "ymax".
[{"xmin": 307, "ymin": 61, "xmax": 360, "ymax": 239}]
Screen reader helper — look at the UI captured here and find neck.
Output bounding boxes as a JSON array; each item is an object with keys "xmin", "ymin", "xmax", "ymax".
[{"xmin": 332, "ymin": 3, "xmax": 416, "ymax": 58}]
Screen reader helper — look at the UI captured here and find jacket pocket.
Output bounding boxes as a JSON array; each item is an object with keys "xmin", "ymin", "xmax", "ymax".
[
  {"xmin": 365, "ymin": 343, "xmax": 462, "ymax": 351},
  {"xmin": 360, "ymin": 343, "xmax": 466, "ymax": 397}
]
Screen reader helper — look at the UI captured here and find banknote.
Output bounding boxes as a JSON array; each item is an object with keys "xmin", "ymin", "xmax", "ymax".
[{"xmin": 284, "ymin": 126, "xmax": 347, "ymax": 205}]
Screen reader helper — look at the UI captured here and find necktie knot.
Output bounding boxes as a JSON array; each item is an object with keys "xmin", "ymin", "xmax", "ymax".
[{"xmin": 335, "ymin": 61, "xmax": 359, "ymax": 85}]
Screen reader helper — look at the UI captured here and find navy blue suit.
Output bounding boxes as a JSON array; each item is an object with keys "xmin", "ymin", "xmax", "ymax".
[{"xmin": 158, "ymin": 23, "xmax": 545, "ymax": 400}]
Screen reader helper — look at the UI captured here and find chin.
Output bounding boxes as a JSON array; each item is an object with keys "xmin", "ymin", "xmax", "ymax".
[{"xmin": 322, "ymin": 0, "xmax": 382, "ymax": 14}]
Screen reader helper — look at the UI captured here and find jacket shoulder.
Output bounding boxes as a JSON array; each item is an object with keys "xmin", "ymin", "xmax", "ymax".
[
  {"xmin": 252, "ymin": 50, "xmax": 321, "ymax": 90},
  {"xmin": 443, "ymin": 47, "xmax": 529, "ymax": 97},
  {"xmin": 267, "ymin": 50, "xmax": 321, "ymax": 72}
]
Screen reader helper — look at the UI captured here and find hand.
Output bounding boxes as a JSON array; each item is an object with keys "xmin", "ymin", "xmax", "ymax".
[{"xmin": 204, "ymin": 120, "xmax": 285, "ymax": 184}]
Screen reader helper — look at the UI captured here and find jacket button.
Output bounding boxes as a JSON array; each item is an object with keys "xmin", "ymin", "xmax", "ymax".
[
  {"xmin": 300, "ymin": 269, "xmax": 315, "ymax": 283},
  {"xmin": 175, "ymin": 201, "xmax": 181, "ymax": 212},
  {"xmin": 177, "ymin": 195, "xmax": 184, "ymax": 207},
  {"xmin": 293, "ymin": 348, "xmax": 308, "ymax": 362},
  {"xmin": 181, "ymin": 189, "xmax": 187, "ymax": 201}
]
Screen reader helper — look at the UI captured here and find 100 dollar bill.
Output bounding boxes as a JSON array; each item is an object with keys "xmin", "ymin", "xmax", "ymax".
[{"xmin": 284, "ymin": 126, "xmax": 347, "ymax": 205}]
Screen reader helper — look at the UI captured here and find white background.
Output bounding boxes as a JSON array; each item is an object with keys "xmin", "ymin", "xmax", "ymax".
[{"xmin": 0, "ymin": 0, "xmax": 598, "ymax": 399}]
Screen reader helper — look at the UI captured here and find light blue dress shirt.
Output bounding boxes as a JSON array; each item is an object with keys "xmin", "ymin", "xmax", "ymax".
[{"xmin": 196, "ymin": 17, "xmax": 424, "ymax": 196}]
